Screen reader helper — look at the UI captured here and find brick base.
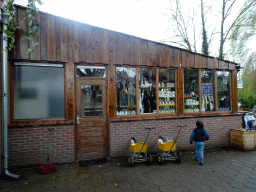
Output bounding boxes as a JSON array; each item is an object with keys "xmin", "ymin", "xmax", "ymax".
[
  {"xmin": 8, "ymin": 125, "xmax": 75, "ymax": 166},
  {"xmin": 109, "ymin": 115, "xmax": 242, "ymax": 157}
]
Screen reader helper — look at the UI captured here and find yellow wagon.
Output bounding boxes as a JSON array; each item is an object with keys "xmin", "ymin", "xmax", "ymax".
[
  {"xmin": 128, "ymin": 127, "xmax": 155, "ymax": 166},
  {"xmin": 157, "ymin": 125, "xmax": 187, "ymax": 165}
]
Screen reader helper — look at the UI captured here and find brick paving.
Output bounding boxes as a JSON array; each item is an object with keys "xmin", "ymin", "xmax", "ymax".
[{"xmin": 0, "ymin": 147, "xmax": 256, "ymax": 192}]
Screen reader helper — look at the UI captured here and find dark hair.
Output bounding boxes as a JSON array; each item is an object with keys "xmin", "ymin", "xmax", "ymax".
[{"xmin": 196, "ymin": 121, "xmax": 204, "ymax": 129}]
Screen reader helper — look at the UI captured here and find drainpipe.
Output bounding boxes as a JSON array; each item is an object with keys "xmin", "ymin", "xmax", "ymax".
[{"xmin": 2, "ymin": 12, "xmax": 20, "ymax": 179}]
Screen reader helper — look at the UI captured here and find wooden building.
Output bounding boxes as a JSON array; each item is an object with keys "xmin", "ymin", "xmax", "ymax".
[{"xmin": 6, "ymin": 6, "xmax": 241, "ymax": 166}]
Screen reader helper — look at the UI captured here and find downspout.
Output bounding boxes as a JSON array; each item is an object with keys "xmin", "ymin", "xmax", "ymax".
[{"xmin": 2, "ymin": 12, "xmax": 20, "ymax": 178}]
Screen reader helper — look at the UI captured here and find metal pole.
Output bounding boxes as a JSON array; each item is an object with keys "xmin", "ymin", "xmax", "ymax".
[{"xmin": 2, "ymin": 12, "xmax": 20, "ymax": 179}]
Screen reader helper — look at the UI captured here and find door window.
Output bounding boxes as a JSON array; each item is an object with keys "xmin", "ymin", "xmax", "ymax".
[{"xmin": 81, "ymin": 85, "xmax": 103, "ymax": 116}]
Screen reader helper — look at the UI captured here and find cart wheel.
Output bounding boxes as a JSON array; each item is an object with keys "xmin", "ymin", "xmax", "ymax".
[
  {"xmin": 128, "ymin": 155, "xmax": 135, "ymax": 167},
  {"xmin": 175, "ymin": 151, "xmax": 182, "ymax": 163},
  {"xmin": 146, "ymin": 153, "xmax": 153, "ymax": 165},
  {"xmin": 157, "ymin": 153, "xmax": 164, "ymax": 165}
]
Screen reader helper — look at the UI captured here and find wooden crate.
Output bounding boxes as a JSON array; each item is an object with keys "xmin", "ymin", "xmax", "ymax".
[{"xmin": 230, "ymin": 129, "xmax": 255, "ymax": 150}]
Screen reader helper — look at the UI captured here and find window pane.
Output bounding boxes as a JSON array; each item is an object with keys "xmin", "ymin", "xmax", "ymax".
[
  {"xmin": 139, "ymin": 68, "xmax": 156, "ymax": 114},
  {"xmin": 81, "ymin": 85, "xmax": 102, "ymax": 116},
  {"xmin": 201, "ymin": 71, "xmax": 215, "ymax": 112},
  {"xmin": 184, "ymin": 70, "xmax": 199, "ymax": 113},
  {"xmin": 76, "ymin": 66, "xmax": 106, "ymax": 78},
  {"xmin": 159, "ymin": 69, "xmax": 176, "ymax": 114},
  {"xmin": 116, "ymin": 67, "xmax": 136, "ymax": 116},
  {"xmin": 217, "ymin": 71, "xmax": 230, "ymax": 111},
  {"xmin": 14, "ymin": 65, "xmax": 64, "ymax": 119}
]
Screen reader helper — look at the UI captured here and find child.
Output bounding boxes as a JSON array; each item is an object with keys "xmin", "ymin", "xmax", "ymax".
[{"xmin": 190, "ymin": 121, "xmax": 209, "ymax": 165}]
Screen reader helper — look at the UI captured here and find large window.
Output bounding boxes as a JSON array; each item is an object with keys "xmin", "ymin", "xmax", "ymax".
[
  {"xmin": 184, "ymin": 70, "xmax": 199, "ymax": 113},
  {"xmin": 139, "ymin": 68, "xmax": 156, "ymax": 114},
  {"xmin": 217, "ymin": 71, "xmax": 230, "ymax": 111},
  {"xmin": 13, "ymin": 63, "xmax": 64, "ymax": 119},
  {"xmin": 116, "ymin": 67, "xmax": 136, "ymax": 116},
  {"xmin": 201, "ymin": 71, "xmax": 215, "ymax": 112},
  {"xmin": 159, "ymin": 69, "xmax": 176, "ymax": 114},
  {"xmin": 115, "ymin": 67, "xmax": 232, "ymax": 117}
]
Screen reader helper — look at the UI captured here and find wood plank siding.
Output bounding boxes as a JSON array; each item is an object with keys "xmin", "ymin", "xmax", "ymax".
[{"xmin": 13, "ymin": 7, "xmax": 237, "ymax": 72}]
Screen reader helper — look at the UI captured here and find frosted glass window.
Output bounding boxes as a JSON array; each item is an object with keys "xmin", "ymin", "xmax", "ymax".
[{"xmin": 14, "ymin": 65, "xmax": 64, "ymax": 119}]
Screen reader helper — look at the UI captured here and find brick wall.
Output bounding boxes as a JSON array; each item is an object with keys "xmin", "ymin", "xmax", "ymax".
[
  {"xmin": 109, "ymin": 115, "xmax": 242, "ymax": 157},
  {"xmin": 8, "ymin": 125, "xmax": 75, "ymax": 166}
]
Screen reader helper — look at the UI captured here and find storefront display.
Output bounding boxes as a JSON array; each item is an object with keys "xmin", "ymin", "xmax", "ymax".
[
  {"xmin": 159, "ymin": 69, "xmax": 176, "ymax": 114},
  {"xmin": 139, "ymin": 68, "xmax": 156, "ymax": 114},
  {"xmin": 116, "ymin": 67, "xmax": 136, "ymax": 116},
  {"xmin": 217, "ymin": 71, "xmax": 230, "ymax": 111},
  {"xmin": 184, "ymin": 70, "xmax": 199, "ymax": 113},
  {"xmin": 201, "ymin": 71, "xmax": 215, "ymax": 112}
]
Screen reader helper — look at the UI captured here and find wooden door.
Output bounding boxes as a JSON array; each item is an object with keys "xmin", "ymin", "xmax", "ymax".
[{"xmin": 76, "ymin": 79, "xmax": 107, "ymax": 160}]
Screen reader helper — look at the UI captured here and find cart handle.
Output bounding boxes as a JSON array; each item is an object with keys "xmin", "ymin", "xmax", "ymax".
[
  {"xmin": 135, "ymin": 127, "xmax": 156, "ymax": 159},
  {"xmin": 168, "ymin": 124, "xmax": 187, "ymax": 153},
  {"xmin": 145, "ymin": 127, "xmax": 156, "ymax": 129}
]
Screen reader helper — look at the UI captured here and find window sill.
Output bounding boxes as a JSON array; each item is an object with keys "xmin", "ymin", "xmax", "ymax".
[
  {"xmin": 9, "ymin": 119, "xmax": 74, "ymax": 128},
  {"xmin": 109, "ymin": 112, "xmax": 241, "ymax": 122}
]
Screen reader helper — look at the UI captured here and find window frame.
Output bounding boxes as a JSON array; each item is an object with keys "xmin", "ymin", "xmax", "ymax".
[{"xmin": 9, "ymin": 61, "xmax": 70, "ymax": 127}]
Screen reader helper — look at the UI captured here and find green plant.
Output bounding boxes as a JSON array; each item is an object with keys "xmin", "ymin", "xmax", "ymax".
[{"xmin": 3, "ymin": 0, "xmax": 42, "ymax": 54}]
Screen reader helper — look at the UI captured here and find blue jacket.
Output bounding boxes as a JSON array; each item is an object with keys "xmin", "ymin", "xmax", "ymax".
[{"xmin": 190, "ymin": 128, "xmax": 209, "ymax": 143}]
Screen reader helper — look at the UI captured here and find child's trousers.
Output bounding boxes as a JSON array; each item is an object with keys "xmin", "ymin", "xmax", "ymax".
[{"xmin": 194, "ymin": 142, "xmax": 204, "ymax": 162}]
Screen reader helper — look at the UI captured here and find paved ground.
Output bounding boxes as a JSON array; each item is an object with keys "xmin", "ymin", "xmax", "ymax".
[{"xmin": 1, "ymin": 147, "xmax": 256, "ymax": 192}]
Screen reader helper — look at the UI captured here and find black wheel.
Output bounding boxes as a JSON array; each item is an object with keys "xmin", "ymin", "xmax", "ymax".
[
  {"xmin": 146, "ymin": 153, "xmax": 153, "ymax": 165},
  {"xmin": 175, "ymin": 151, "xmax": 182, "ymax": 163},
  {"xmin": 157, "ymin": 153, "xmax": 164, "ymax": 165},
  {"xmin": 128, "ymin": 155, "xmax": 135, "ymax": 167}
]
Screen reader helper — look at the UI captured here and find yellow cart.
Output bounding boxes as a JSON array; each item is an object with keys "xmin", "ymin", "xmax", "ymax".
[
  {"xmin": 157, "ymin": 125, "xmax": 187, "ymax": 165},
  {"xmin": 128, "ymin": 127, "xmax": 156, "ymax": 166}
]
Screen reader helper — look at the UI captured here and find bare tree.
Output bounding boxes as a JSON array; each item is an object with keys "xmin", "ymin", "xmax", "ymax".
[
  {"xmin": 219, "ymin": 0, "xmax": 255, "ymax": 59},
  {"xmin": 201, "ymin": 0, "xmax": 209, "ymax": 55},
  {"xmin": 164, "ymin": 0, "xmax": 197, "ymax": 52},
  {"xmin": 219, "ymin": 0, "xmax": 237, "ymax": 59}
]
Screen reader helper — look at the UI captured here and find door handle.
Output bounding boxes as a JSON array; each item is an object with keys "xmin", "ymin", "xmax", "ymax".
[{"xmin": 77, "ymin": 116, "xmax": 82, "ymax": 124}]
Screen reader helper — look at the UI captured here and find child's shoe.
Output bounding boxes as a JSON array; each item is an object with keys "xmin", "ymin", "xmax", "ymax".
[
  {"xmin": 194, "ymin": 157, "xmax": 199, "ymax": 161},
  {"xmin": 199, "ymin": 161, "xmax": 204, "ymax": 165}
]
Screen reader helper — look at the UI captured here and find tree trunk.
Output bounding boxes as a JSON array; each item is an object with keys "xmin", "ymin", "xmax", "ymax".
[{"xmin": 219, "ymin": 0, "xmax": 225, "ymax": 60}]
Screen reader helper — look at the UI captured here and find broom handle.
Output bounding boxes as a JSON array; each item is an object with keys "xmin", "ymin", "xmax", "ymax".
[{"xmin": 47, "ymin": 128, "xmax": 54, "ymax": 164}]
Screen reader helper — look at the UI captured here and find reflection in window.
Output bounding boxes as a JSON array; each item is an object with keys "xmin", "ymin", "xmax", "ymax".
[
  {"xmin": 217, "ymin": 71, "xmax": 230, "ymax": 111},
  {"xmin": 76, "ymin": 66, "xmax": 106, "ymax": 78},
  {"xmin": 139, "ymin": 68, "xmax": 156, "ymax": 114},
  {"xmin": 159, "ymin": 69, "xmax": 176, "ymax": 114},
  {"xmin": 201, "ymin": 71, "xmax": 214, "ymax": 112},
  {"xmin": 81, "ymin": 85, "xmax": 102, "ymax": 116},
  {"xmin": 14, "ymin": 65, "xmax": 64, "ymax": 119},
  {"xmin": 116, "ymin": 67, "xmax": 136, "ymax": 116},
  {"xmin": 184, "ymin": 70, "xmax": 199, "ymax": 113}
]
